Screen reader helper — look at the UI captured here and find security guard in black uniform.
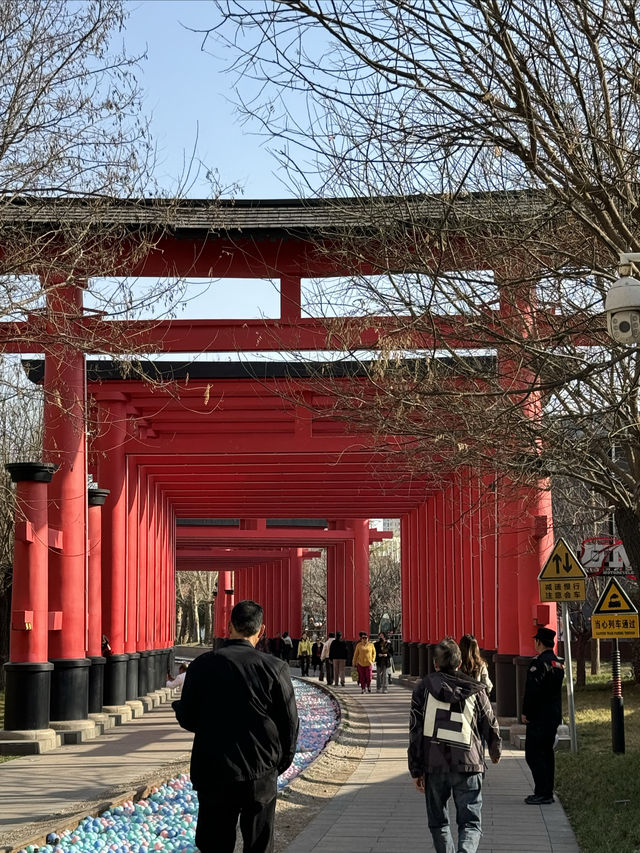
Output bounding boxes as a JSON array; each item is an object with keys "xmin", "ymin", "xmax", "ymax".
[{"xmin": 521, "ymin": 627, "xmax": 565, "ymax": 805}]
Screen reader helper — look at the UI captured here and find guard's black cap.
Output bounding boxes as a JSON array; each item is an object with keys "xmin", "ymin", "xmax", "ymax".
[{"xmin": 533, "ymin": 627, "xmax": 556, "ymax": 646}]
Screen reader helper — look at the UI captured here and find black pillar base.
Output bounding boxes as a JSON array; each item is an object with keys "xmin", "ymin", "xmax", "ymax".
[
  {"xmin": 514, "ymin": 655, "xmax": 531, "ymax": 717},
  {"xmin": 88, "ymin": 656, "xmax": 106, "ymax": 714},
  {"xmin": 126, "ymin": 653, "xmax": 140, "ymax": 700},
  {"xmin": 103, "ymin": 654, "xmax": 129, "ymax": 706},
  {"xmin": 50, "ymin": 658, "xmax": 91, "ymax": 721},
  {"xmin": 161, "ymin": 649, "xmax": 171, "ymax": 685},
  {"xmin": 138, "ymin": 650, "xmax": 150, "ymax": 697},
  {"xmin": 494, "ymin": 653, "xmax": 518, "ymax": 717},
  {"xmin": 4, "ymin": 661, "xmax": 54, "ymax": 730},
  {"xmin": 418, "ymin": 643, "xmax": 429, "ymax": 678},
  {"xmin": 402, "ymin": 641, "xmax": 410, "ymax": 675},
  {"xmin": 409, "ymin": 642, "xmax": 420, "ymax": 677},
  {"xmin": 427, "ymin": 643, "xmax": 435, "ymax": 674},
  {"xmin": 147, "ymin": 649, "xmax": 159, "ymax": 690}
]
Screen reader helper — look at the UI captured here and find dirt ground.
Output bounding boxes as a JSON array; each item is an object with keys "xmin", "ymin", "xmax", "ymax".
[
  {"xmin": 4, "ymin": 685, "xmax": 368, "ymax": 853},
  {"xmin": 272, "ymin": 687, "xmax": 369, "ymax": 852}
]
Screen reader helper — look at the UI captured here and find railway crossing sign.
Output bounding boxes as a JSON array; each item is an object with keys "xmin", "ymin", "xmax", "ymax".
[
  {"xmin": 591, "ymin": 578, "xmax": 639, "ymax": 638},
  {"xmin": 538, "ymin": 538, "xmax": 587, "ymax": 602}
]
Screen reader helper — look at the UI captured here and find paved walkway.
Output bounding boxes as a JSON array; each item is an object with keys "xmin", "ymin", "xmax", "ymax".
[
  {"xmin": 285, "ymin": 681, "xmax": 581, "ymax": 853},
  {"xmin": 0, "ymin": 676, "xmax": 581, "ymax": 853}
]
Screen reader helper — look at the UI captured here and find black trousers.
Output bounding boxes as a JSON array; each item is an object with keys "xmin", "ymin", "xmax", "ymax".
[
  {"xmin": 525, "ymin": 720, "xmax": 558, "ymax": 799},
  {"xmin": 195, "ymin": 772, "xmax": 278, "ymax": 853},
  {"xmin": 324, "ymin": 659, "xmax": 334, "ymax": 684}
]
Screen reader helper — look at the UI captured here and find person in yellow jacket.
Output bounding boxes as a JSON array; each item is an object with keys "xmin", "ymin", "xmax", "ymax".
[
  {"xmin": 352, "ymin": 632, "xmax": 376, "ymax": 693},
  {"xmin": 297, "ymin": 632, "xmax": 312, "ymax": 676}
]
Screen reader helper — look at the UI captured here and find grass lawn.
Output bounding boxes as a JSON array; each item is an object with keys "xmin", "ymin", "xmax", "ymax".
[{"xmin": 556, "ymin": 666, "xmax": 640, "ymax": 853}]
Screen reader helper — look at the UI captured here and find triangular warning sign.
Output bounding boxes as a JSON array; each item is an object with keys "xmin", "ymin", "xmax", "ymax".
[
  {"xmin": 538, "ymin": 538, "xmax": 587, "ymax": 581},
  {"xmin": 593, "ymin": 578, "xmax": 638, "ymax": 616}
]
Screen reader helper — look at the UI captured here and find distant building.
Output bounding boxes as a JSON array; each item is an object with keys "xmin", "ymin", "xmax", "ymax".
[{"xmin": 382, "ymin": 518, "xmax": 401, "ymax": 538}]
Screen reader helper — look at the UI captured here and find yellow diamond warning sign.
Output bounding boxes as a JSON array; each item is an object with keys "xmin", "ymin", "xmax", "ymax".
[
  {"xmin": 592, "ymin": 578, "xmax": 639, "ymax": 638},
  {"xmin": 538, "ymin": 539, "xmax": 587, "ymax": 602}
]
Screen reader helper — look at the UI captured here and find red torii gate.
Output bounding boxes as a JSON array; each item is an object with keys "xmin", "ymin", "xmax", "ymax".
[{"xmin": 1, "ymin": 197, "xmax": 557, "ymax": 746}]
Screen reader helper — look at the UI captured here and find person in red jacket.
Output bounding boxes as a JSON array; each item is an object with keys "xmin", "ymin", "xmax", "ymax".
[{"xmin": 409, "ymin": 637, "xmax": 501, "ymax": 853}]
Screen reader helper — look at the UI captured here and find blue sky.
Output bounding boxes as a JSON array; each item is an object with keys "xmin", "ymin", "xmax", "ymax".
[
  {"xmin": 124, "ymin": 1, "xmax": 288, "ymax": 199},
  {"xmin": 120, "ymin": 2, "xmax": 290, "ymax": 322}
]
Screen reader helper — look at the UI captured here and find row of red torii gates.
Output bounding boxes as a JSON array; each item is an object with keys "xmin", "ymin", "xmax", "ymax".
[{"xmin": 1, "ymin": 198, "xmax": 557, "ymax": 742}]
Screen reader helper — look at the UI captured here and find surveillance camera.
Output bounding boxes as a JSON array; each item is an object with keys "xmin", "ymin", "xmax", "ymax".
[{"xmin": 605, "ymin": 276, "xmax": 640, "ymax": 344}]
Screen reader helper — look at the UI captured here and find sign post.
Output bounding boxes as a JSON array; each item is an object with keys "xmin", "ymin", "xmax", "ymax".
[
  {"xmin": 591, "ymin": 577, "xmax": 639, "ymax": 754},
  {"xmin": 538, "ymin": 538, "xmax": 587, "ymax": 753}
]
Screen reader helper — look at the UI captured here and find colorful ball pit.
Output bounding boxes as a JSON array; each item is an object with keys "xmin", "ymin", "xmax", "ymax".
[{"xmin": 20, "ymin": 678, "xmax": 339, "ymax": 853}]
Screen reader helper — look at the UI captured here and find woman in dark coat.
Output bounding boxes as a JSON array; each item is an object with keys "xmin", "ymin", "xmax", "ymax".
[{"xmin": 311, "ymin": 638, "xmax": 323, "ymax": 676}]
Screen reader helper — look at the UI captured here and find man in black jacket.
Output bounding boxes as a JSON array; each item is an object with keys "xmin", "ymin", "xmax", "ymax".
[
  {"xmin": 521, "ymin": 626, "xmax": 565, "ymax": 805},
  {"xmin": 173, "ymin": 600, "xmax": 299, "ymax": 853},
  {"xmin": 409, "ymin": 638, "xmax": 501, "ymax": 853}
]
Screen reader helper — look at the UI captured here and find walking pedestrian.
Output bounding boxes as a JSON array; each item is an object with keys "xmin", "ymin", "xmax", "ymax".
[
  {"xmin": 173, "ymin": 600, "xmax": 299, "ymax": 853},
  {"xmin": 409, "ymin": 637, "xmax": 501, "ymax": 853},
  {"xmin": 282, "ymin": 631, "xmax": 293, "ymax": 664},
  {"xmin": 521, "ymin": 627, "xmax": 565, "ymax": 805},
  {"xmin": 329, "ymin": 630, "xmax": 348, "ymax": 686},
  {"xmin": 321, "ymin": 632, "xmax": 335, "ymax": 685},
  {"xmin": 459, "ymin": 634, "xmax": 493, "ymax": 694},
  {"xmin": 298, "ymin": 631, "xmax": 312, "ymax": 676},
  {"xmin": 312, "ymin": 637, "xmax": 324, "ymax": 678},
  {"xmin": 270, "ymin": 633, "xmax": 283, "ymax": 658},
  {"xmin": 352, "ymin": 632, "xmax": 376, "ymax": 693},
  {"xmin": 374, "ymin": 632, "xmax": 393, "ymax": 693}
]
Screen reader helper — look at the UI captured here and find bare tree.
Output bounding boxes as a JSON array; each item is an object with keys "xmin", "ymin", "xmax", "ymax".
[
  {"xmin": 204, "ymin": 1, "xmax": 640, "ymax": 676},
  {"xmin": 0, "ymin": 1, "xmax": 199, "ymax": 684},
  {"xmin": 0, "ymin": 362, "xmax": 43, "ymax": 688},
  {"xmin": 176, "ymin": 571, "xmax": 217, "ymax": 645},
  {"xmin": 302, "ymin": 552, "xmax": 327, "ymax": 635},
  {"xmin": 209, "ymin": 6, "xmax": 640, "ymax": 548},
  {"xmin": 369, "ymin": 543, "xmax": 401, "ymax": 635}
]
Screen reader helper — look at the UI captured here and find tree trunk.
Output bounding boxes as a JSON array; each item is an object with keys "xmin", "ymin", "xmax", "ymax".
[
  {"xmin": 590, "ymin": 638, "xmax": 600, "ymax": 675},
  {"xmin": 0, "ymin": 564, "xmax": 11, "ymax": 691}
]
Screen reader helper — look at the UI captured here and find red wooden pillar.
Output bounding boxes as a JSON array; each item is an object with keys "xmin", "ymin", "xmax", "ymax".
[
  {"xmin": 214, "ymin": 570, "xmax": 234, "ymax": 638},
  {"xmin": 400, "ymin": 513, "xmax": 411, "ymax": 673},
  {"xmin": 235, "ymin": 567, "xmax": 247, "ymax": 605},
  {"xmin": 325, "ymin": 543, "xmax": 337, "ymax": 636},
  {"xmin": 146, "ymin": 479, "xmax": 156, "ymax": 658},
  {"xmin": 434, "ymin": 489, "xmax": 447, "ymax": 639},
  {"xmin": 426, "ymin": 498, "xmax": 438, "ymax": 644},
  {"xmin": 280, "ymin": 275, "xmax": 302, "ymax": 321},
  {"xmin": 153, "ymin": 482, "xmax": 162, "ymax": 652},
  {"xmin": 87, "ymin": 486, "xmax": 109, "ymax": 714},
  {"xmin": 44, "ymin": 281, "xmax": 89, "ymax": 722},
  {"xmin": 517, "ymin": 486, "xmax": 554, "ymax": 654},
  {"xmin": 405, "ymin": 508, "xmax": 418, "ymax": 643},
  {"xmin": 417, "ymin": 502, "xmax": 429, "ymax": 643},
  {"xmin": 480, "ymin": 477, "xmax": 498, "ymax": 652},
  {"xmin": 400, "ymin": 513, "xmax": 410, "ymax": 641},
  {"xmin": 137, "ymin": 471, "xmax": 150, "ymax": 694},
  {"xmin": 349, "ymin": 519, "xmax": 370, "ymax": 637},
  {"xmin": 495, "ymin": 487, "xmax": 522, "ymax": 715},
  {"xmin": 443, "ymin": 481, "xmax": 455, "ymax": 638},
  {"xmin": 125, "ymin": 462, "xmax": 139, "ymax": 702},
  {"xmin": 3, "ymin": 463, "xmax": 56, "ymax": 731},
  {"xmin": 95, "ymin": 395, "xmax": 129, "ymax": 706},
  {"xmin": 459, "ymin": 473, "xmax": 473, "ymax": 637}
]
